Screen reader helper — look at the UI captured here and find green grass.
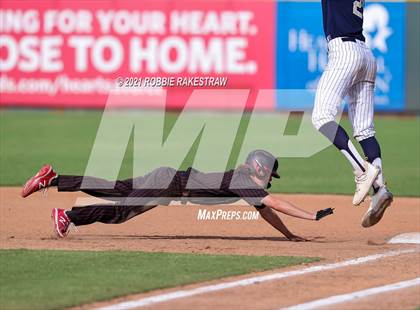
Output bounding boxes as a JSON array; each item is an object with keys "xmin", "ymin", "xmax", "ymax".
[
  {"xmin": 0, "ymin": 110, "xmax": 419, "ymax": 196},
  {"xmin": 0, "ymin": 249, "xmax": 318, "ymax": 309}
]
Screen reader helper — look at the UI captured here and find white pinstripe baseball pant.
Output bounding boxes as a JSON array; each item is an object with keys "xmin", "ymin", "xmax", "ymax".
[{"xmin": 312, "ymin": 37, "xmax": 377, "ymax": 141}]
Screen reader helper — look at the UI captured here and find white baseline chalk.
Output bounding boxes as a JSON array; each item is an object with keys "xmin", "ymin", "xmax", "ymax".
[
  {"xmin": 96, "ymin": 248, "xmax": 418, "ymax": 310},
  {"xmin": 282, "ymin": 277, "xmax": 420, "ymax": 310}
]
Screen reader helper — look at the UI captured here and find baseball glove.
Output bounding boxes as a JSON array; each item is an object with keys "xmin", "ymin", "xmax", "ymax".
[{"xmin": 316, "ymin": 208, "xmax": 334, "ymax": 220}]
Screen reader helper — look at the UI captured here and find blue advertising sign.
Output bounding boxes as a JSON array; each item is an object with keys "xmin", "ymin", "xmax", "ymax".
[{"xmin": 276, "ymin": 1, "xmax": 406, "ymax": 111}]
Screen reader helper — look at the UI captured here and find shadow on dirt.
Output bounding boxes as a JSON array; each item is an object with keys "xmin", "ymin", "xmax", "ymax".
[{"xmin": 71, "ymin": 234, "xmax": 327, "ymax": 242}]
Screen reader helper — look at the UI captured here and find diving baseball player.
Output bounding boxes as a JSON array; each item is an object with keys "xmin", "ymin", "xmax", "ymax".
[
  {"xmin": 22, "ymin": 150, "xmax": 333, "ymax": 241},
  {"xmin": 312, "ymin": 0, "xmax": 393, "ymax": 227}
]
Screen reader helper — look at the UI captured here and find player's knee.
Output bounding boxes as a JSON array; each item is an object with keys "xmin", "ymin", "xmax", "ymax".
[{"xmin": 311, "ymin": 112, "xmax": 331, "ymax": 131}]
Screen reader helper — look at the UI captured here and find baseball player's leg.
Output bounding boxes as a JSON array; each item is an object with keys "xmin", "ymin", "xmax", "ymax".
[
  {"xmin": 51, "ymin": 177, "xmax": 166, "ymax": 238},
  {"xmin": 350, "ymin": 95, "xmax": 383, "ymax": 191},
  {"xmin": 348, "ymin": 51, "xmax": 385, "ymax": 190},
  {"xmin": 312, "ymin": 57, "xmax": 365, "ymax": 177},
  {"xmin": 52, "ymin": 203, "xmax": 158, "ymax": 237},
  {"xmin": 21, "ymin": 165, "xmax": 135, "ymax": 199},
  {"xmin": 65, "ymin": 204, "xmax": 158, "ymax": 226},
  {"xmin": 348, "ymin": 81, "xmax": 384, "ymax": 189},
  {"xmin": 63, "ymin": 168, "xmax": 177, "ymax": 227},
  {"xmin": 312, "ymin": 42, "xmax": 378, "ymax": 205},
  {"xmin": 57, "ymin": 175, "xmax": 133, "ymax": 199},
  {"xmin": 312, "ymin": 39, "xmax": 363, "ymax": 130},
  {"xmin": 348, "ymin": 51, "xmax": 393, "ymax": 227}
]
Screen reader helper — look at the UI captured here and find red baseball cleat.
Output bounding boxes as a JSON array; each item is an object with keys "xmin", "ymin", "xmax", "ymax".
[
  {"xmin": 51, "ymin": 208, "xmax": 72, "ymax": 238},
  {"xmin": 21, "ymin": 164, "xmax": 57, "ymax": 198}
]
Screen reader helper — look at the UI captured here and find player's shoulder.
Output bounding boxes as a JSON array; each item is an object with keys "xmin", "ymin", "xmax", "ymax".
[{"xmin": 230, "ymin": 166, "xmax": 261, "ymax": 188}]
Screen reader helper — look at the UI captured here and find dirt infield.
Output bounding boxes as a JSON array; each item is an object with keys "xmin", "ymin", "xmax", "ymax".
[{"xmin": 1, "ymin": 187, "xmax": 419, "ymax": 309}]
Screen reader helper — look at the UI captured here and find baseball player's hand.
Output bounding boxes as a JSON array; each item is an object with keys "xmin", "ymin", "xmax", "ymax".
[
  {"xmin": 287, "ymin": 234, "xmax": 310, "ymax": 242},
  {"xmin": 315, "ymin": 208, "xmax": 334, "ymax": 220}
]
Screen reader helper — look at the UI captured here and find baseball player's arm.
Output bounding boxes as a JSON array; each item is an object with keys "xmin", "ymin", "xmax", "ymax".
[
  {"xmin": 261, "ymin": 194, "xmax": 315, "ymax": 220},
  {"xmin": 261, "ymin": 194, "xmax": 334, "ymax": 221},
  {"xmin": 258, "ymin": 206, "xmax": 306, "ymax": 241}
]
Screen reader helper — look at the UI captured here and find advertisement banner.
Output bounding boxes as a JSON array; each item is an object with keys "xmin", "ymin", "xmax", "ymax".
[
  {"xmin": 0, "ymin": 1, "xmax": 275, "ymax": 109},
  {"xmin": 276, "ymin": 1, "xmax": 406, "ymax": 111}
]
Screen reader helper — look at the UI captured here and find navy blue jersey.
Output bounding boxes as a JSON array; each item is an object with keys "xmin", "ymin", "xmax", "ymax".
[{"xmin": 322, "ymin": 0, "xmax": 365, "ymax": 41}]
